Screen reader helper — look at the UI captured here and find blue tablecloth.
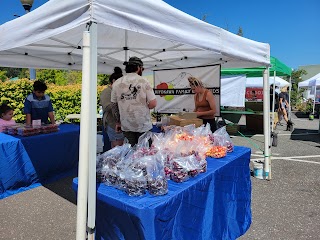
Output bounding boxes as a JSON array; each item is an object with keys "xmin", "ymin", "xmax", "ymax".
[
  {"xmin": 73, "ymin": 146, "xmax": 252, "ymax": 240},
  {"xmin": 0, "ymin": 124, "xmax": 80, "ymax": 199}
]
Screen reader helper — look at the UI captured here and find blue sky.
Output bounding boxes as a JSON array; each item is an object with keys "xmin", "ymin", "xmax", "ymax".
[{"xmin": 1, "ymin": 0, "xmax": 319, "ymax": 70}]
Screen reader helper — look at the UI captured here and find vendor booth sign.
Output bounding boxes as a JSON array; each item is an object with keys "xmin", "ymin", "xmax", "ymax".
[
  {"xmin": 245, "ymin": 87, "xmax": 263, "ymax": 101},
  {"xmin": 154, "ymin": 65, "xmax": 221, "ymax": 116}
]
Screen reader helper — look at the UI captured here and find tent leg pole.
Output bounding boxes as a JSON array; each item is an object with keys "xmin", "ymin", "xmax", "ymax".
[
  {"xmin": 263, "ymin": 68, "xmax": 271, "ymax": 180},
  {"xmin": 76, "ymin": 30, "xmax": 92, "ymax": 240},
  {"xmin": 288, "ymin": 76, "xmax": 292, "ymax": 119},
  {"xmin": 87, "ymin": 22, "xmax": 98, "ymax": 240}
]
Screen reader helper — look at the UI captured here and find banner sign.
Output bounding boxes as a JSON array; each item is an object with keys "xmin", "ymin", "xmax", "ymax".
[
  {"xmin": 154, "ymin": 87, "xmax": 220, "ymax": 96},
  {"xmin": 245, "ymin": 87, "xmax": 263, "ymax": 101},
  {"xmin": 154, "ymin": 65, "xmax": 221, "ymax": 115}
]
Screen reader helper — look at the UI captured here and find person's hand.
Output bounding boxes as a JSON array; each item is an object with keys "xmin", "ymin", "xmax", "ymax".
[
  {"xmin": 195, "ymin": 111, "xmax": 202, "ymax": 117},
  {"xmin": 115, "ymin": 123, "xmax": 122, "ymax": 133}
]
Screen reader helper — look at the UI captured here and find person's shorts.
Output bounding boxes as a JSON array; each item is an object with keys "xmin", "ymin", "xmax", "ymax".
[{"xmin": 107, "ymin": 125, "xmax": 124, "ymax": 142}]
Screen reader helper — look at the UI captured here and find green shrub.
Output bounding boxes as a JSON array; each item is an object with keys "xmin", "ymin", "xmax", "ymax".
[{"xmin": 0, "ymin": 79, "xmax": 104, "ymax": 123}]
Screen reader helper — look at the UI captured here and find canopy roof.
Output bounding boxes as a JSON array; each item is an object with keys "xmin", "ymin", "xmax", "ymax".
[
  {"xmin": 221, "ymin": 56, "xmax": 291, "ymax": 77},
  {"xmin": 0, "ymin": 0, "xmax": 270, "ymax": 73},
  {"xmin": 298, "ymin": 73, "xmax": 320, "ymax": 88},
  {"xmin": 246, "ymin": 76, "xmax": 290, "ymax": 88}
]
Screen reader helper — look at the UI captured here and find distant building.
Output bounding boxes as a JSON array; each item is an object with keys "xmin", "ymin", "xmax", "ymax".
[
  {"xmin": 298, "ymin": 64, "xmax": 320, "ymax": 101},
  {"xmin": 298, "ymin": 64, "xmax": 320, "ymax": 80}
]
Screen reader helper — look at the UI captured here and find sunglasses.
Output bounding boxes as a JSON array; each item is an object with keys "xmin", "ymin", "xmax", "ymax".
[{"xmin": 189, "ymin": 81, "xmax": 200, "ymax": 88}]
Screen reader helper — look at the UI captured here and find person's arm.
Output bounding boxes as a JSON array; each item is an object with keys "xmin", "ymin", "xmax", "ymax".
[
  {"xmin": 47, "ymin": 98, "xmax": 55, "ymax": 124},
  {"xmin": 285, "ymin": 93, "xmax": 290, "ymax": 107},
  {"xmin": 26, "ymin": 114, "xmax": 32, "ymax": 125},
  {"xmin": 145, "ymin": 82, "xmax": 157, "ymax": 109},
  {"xmin": 196, "ymin": 91, "xmax": 216, "ymax": 117},
  {"xmin": 112, "ymin": 103, "xmax": 121, "ymax": 132},
  {"xmin": 24, "ymin": 97, "xmax": 32, "ymax": 125},
  {"xmin": 278, "ymin": 93, "xmax": 283, "ymax": 108},
  {"xmin": 48, "ymin": 112, "xmax": 55, "ymax": 124},
  {"xmin": 193, "ymin": 94, "xmax": 197, "ymax": 112},
  {"xmin": 110, "ymin": 103, "xmax": 120, "ymax": 123},
  {"xmin": 147, "ymin": 99, "xmax": 157, "ymax": 109}
]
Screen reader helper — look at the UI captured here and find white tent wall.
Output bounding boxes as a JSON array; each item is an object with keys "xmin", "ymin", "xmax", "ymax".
[
  {"xmin": 221, "ymin": 75, "xmax": 247, "ymax": 107},
  {"xmin": 246, "ymin": 76, "xmax": 290, "ymax": 88},
  {"xmin": 0, "ymin": 0, "xmax": 271, "ymax": 239}
]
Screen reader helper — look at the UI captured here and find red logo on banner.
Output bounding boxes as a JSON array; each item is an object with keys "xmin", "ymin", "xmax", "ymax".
[{"xmin": 245, "ymin": 88, "xmax": 263, "ymax": 101}]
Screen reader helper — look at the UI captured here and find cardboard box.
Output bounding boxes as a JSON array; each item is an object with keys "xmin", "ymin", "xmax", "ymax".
[
  {"xmin": 169, "ymin": 115, "xmax": 203, "ymax": 127},
  {"xmin": 177, "ymin": 112, "xmax": 197, "ymax": 119}
]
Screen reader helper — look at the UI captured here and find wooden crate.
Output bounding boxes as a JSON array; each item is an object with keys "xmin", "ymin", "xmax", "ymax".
[{"xmin": 169, "ymin": 115, "xmax": 203, "ymax": 127}]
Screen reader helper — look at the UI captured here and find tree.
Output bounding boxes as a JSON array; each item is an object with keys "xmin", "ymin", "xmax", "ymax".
[
  {"xmin": 67, "ymin": 70, "xmax": 82, "ymax": 84},
  {"xmin": 201, "ymin": 14, "xmax": 208, "ymax": 22},
  {"xmin": 98, "ymin": 74, "xmax": 110, "ymax": 86},
  {"xmin": 237, "ymin": 27, "xmax": 243, "ymax": 36},
  {"xmin": 36, "ymin": 69, "xmax": 58, "ymax": 83},
  {"xmin": 290, "ymin": 69, "xmax": 307, "ymax": 107},
  {"xmin": 0, "ymin": 70, "xmax": 8, "ymax": 82}
]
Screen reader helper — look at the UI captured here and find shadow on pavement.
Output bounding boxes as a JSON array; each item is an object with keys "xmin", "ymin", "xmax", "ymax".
[
  {"xmin": 294, "ymin": 111, "xmax": 310, "ymax": 119},
  {"xmin": 42, "ymin": 175, "xmax": 77, "ymax": 205},
  {"xmin": 290, "ymin": 128, "xmax": 320, "ymax": 143},
  {"xmin": 293, "ymin": 111, "xmax": 319, "ymax": 119}
]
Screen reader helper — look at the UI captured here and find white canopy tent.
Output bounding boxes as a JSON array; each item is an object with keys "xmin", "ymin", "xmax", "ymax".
[
  {"xmin": 298, "ymin": 73, "xmax": 320, "ymax": 88},
  {"xmin": 246, "ymin": 76, "xmax": 290, "ymax": 88},
  {"xmin": 298, "ymin": 73, "xmax": 320, "ymax": 114},
  {"xmin": 0, "ymin": 0, "xmax": 270, "ymax": 239},
  {"xmin": 0, "ymin": 0, "xmax": 270, "ymax": 71}
]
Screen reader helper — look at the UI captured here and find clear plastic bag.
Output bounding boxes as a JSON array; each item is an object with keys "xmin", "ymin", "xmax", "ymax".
[
  {"xmin": 96, "ymin": 143, "xmax": 132, "ymax": 183},
  {"xmin": 17, "ymin": 126, "xmax": 41, "ymax": 136},
  {"xmin": 121, "ymin": 168, "xmax": 147, "ymax": 196},
  {"xmin": 40, "ymin": 124, "xmax": 59, "ymax": 134},
  {"xmin": 146, "ymin": 153, "xmax": 168, "ymax": 196},
  {"xmin": 170, "ymin": 155, "xmax": 202, "ymax": 183},
  {"xmin": 213, "ymin": 126, "xmax": 234, "ymax": 152}
]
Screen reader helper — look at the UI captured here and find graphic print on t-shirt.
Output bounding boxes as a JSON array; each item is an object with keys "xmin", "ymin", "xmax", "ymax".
[{"xmin": 121, "ymin": 84, "xmax": 141, "ymax": 100}]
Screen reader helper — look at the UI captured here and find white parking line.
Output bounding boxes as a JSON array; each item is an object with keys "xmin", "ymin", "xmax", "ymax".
[
  {"xmin": 279, "ymin": 158, "xmax": 320, "ymax": 164},
  {"xmin": 252, "ymin": 153, "xmax": 280, "ymax": 157},
  {"xmin": 276, "ymin": 133, "xmax": 320, "ymax": 136},
  {"xmin": 236, "ymin": 132, "xmax": 319, "ymax": 137},
  {"xmin": 251, "ymin": 155, "xmax": 320, "ymax": 164}
]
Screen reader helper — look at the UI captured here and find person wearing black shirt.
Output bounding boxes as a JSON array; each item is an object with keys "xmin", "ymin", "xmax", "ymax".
[{"xmin": 270, "ymin": 84, "xmax": 279, "ymax": 112}]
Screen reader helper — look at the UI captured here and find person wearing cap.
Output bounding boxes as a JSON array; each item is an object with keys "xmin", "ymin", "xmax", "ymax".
[
  {"xmin": 188, "ymin": 76, "xmax": 217, "ymax": 132},
  {"xmin": 111, "ymin": 56, "xmax": 157, "ymax": 146}
]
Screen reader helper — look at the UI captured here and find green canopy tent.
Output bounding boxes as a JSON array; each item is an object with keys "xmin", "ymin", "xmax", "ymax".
[
  {"xmin": 221, "ymin": 56, "xmax": 292, "ymax": 77},
  {"xmin": 221, "ymin": 56, "xmax": 292, "ymax": 180}
]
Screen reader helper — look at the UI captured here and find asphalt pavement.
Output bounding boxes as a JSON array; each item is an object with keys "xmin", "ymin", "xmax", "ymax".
[{"xmin": 0, "ymin": 111, "xmax": 319, "ymax": 240}]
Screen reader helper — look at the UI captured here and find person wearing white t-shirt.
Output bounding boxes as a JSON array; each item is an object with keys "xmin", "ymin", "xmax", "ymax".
[{"xmin": 111, "ymin": 57, "xmax": 157, "ymax": 146}]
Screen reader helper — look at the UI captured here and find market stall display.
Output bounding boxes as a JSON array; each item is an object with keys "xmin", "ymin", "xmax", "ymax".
[
  {"xmin": 4, "ymin": 124, "xmax": 59, "ymax": 136},
  {"xmin": 73, "ymin": 145, "xmax": 252, "ymax": 240},
  {"xmin": 0, "ymin": 124, "xmax": 80, "ymax": 199},
  {"xmin": 96, "ymin": 124, "xmax": 234, "ymax": 196}
]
